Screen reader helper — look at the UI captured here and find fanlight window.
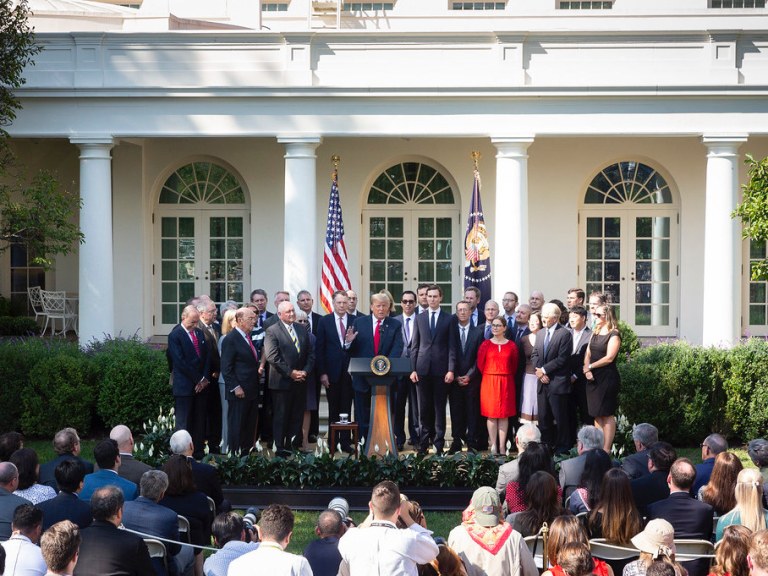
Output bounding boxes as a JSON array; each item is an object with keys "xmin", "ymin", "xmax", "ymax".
[
  {"xmin": 159, "ymin": 162, "xmax": 245, "ymax": 205},
  {"xmin": 367, "ymin": 162, "xmax": 455, "ymax": 205},
  {"xmin": 584, "ymin": 161, "xmax": 672, "ymax": 205}
]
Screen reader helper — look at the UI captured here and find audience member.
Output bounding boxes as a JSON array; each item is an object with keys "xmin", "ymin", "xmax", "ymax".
[
  {"xmin": 0, "ymin": 462, "xmax": 31, "ymax": 540},
  {"xmin": 507, "ymin": 471, "xmax": 564, "ymax": 537},
  {"xmin": 559, "ymin": 425, "xmax": 605, "ymax": 500},
  {"xmin": 304, "ymin": 509, "xmax": 344, "ymax": 576},
  {"xmin": 587, "ymin": 468, "xmax": 643, "ymax": 544},
  {"xmin": 40, "ymin": 520, "xmax": 81, "ymax": 576},
  {"xmin": 10, "ymin": 448, "xmax": 56, "ymax": 505},
  {"xmin": 1, "ymin": 503, "xmax": 46, "ymax": 575},
  {"xmin": 505, "ymin": 441, "xmax": 558, "ymax": 514},
  {"xmin": 39, "ymin": 428, "xmax": 93, "ymax": 491},
  {"xmin": 632, "ymin": 442, "xmax": 677, "ymax": 517},
  {"xmin": 203, "ymin": 511, "xmax": 259, "ymax": 576},
  {"xmin": 622, "ymin": 519, "xmax": 686, "ymax": 576},
  {"xmin": 556, "ymin": 543, "xmax": 612, "ymax": 576},
  {"xmin": 569, "ymin": 448, "xmax": 613, "ymax": 515},
  {"xmin": 429, "ymin": 543, "xmax": 469, "ymax": 576},
  {"xmin": 228, "ymin": 504, "xmax": 312, "ymax": 576},
  {"xmin": 623, "ymin": 423, "xmax": 659, "ymax": 480},
  {"xmin": 79, "ymin": 439, "xmax": 138, "ymax": 502},
  {"xmin": 542, "ymin": 516, "xmax": 613, "ymax": 576},
  {"xmin": 37, "ymin": 460, "xmax": 92, "ymax": 531},
  {"xmin": 0, "ymin": 433, "xmax": 23, "ymax": 462},
  {"xmin": 709, "ymin": 525, "xmax": 751, "ymax": 576},
  {"xmin": 716, "ymin": 469, "xmax": 768, "ymax": 542},
  {"xmin": 748, "ymin": 530, "xmax": 768, "ymax": 576},
  {"xmin": 109, "ymin": 425, "xmax": 152, "ymax": 486},
  {"xmin": 169, "ymin": 430, "xmax": 228, "ymax": 513},
  {"xmin": 496, "ymin": 424, "xmax": 541, "ymax": 496},
  {"xmin": 699, "ymin": 451, "xmax": 743, "ymax": 516},
  {"xmin": 748, "ymin": 440, "xmax": 768, "ymax": 509},
  {"xmin": 448, "ymin": 486, "xmax": 537, "ymax": 576},
  {"xmin": 693, "ymin": 434, "xmax": 728, "ymax": 495},
  {"xmin": 339, "ymin": 481, "xmax": 438, "ymax": 574},
  {"xmin": 73, "ymin": 485, "xmax": 153, "ymax": 576}
]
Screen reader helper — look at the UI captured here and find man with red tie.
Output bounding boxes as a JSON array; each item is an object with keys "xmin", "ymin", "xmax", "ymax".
[{"xmin": 167, "ymin": 305, "xmax": 210, "ymax": 457}]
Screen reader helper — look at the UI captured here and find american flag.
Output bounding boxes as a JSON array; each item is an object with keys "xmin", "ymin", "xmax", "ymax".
[
  {"xmin": 320, "ymin": 168, "xmax": 352, "ymax": 312},
  {"xmin": 464, "ymin": 166, "xmax": 492, "ymax": 309}
]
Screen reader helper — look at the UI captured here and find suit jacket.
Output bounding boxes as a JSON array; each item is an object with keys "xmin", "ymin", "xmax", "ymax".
[
  {"xmin": 692, "ymin": 458, "xmax": 716, "ymax": 496},
  {"xmin": 117, "ymin": 454, "xmax": 153, "ymax": 486},
  {"xmin": 264, "ymin": 321, "xmax": 314, "ymax": 391},
  {"xmin": 631, "ymin": 469, "xmax": 671, "ymax": 517},
  {"xmin": 198, "ymin": 319, "xmax": 221, "ymax": 376},
  {"xmin": 393, "ymin": 313, "xmax": 417, "ymax": 358},
  {"xmin": 647, "ymin": 491, "xmax": 714, "ymax": 540},
  {"xmin": 316, "ymin": 312, "xmax": 352, "ymax": 382},
  {"xmin": 622, "ymin": 450, "xmax": 651, "ymax": 480},
  {"xmin": 347, "ymin": 315, "xmax": 404, "ymax": 392},
  {"xmin": 448, "ymin": 319, "xmax": 483, "ymax": 382},
  {"xmin": 167, "ymin": 323, "xmax": 210, "ymax": 397},
  {"xmin": 410, "ymin": 309, "xmax": 452, "ymax": 376},
  {"xmin": 221, "ymin": 329, "xmax": 261, "ymax": 400},
  {"xmin": 190, "ymin": 458, "xmax": 224, "ymax": 508},
  {"xmin": 39, "ymin": 453, "xmax": 94, "ymax": 491},
  {"xmin": 559, "ymin": 451, "xmax": 589, "ymax": 500},
  {"xmin": 79, "ymin": 470, "xmax": 138, "ymax": 502},
  {"xmin": 569, "ymin": 327, "xmax": 592, "ymax": 381},
  {"xmin": 506, "ymin": 322, "xmax": 530, "ymax": 344},
  {"xmin": 74, "ymin": 520, "xmax": 154, "ymax": 576},
  {"xmin": 531, "ymin": 323, "xmax": 572, "ymax": 395},
  {"xmin": 123, "ymin": 496, "xmax": 182, "ymax": 557},
  {"xmin": 38, "ymin": 490, "xmax": 93, "ymax": 531},
  {"xmin": 0, "ymin": 488, "xmax": 31, "ymax": 540},
  {"xmin": 308, "ymin": 311, "xmax": 322, "ymax": 336}
]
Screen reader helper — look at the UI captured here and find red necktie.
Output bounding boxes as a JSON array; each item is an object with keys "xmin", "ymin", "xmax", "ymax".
[
  {"xmin": 339, "ymin": 317, "xmax": 346, "ymax": 346},
  {"xmin": 374, "ymin": 320, "xmax": 381, "ymax": 355},
  {"xmin": 245, "ymin": 333, "xmax": 258, "ymax": 360},
  {"xmin": 189, "ymin": 330, "xmax": 200, "ymax": 357}
]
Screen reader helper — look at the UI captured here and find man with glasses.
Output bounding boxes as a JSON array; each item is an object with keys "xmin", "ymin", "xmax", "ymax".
[
  {"xmin": 501, "ymin": 292, "xmax": 518, "ymax": 326},
  {"xmin": 346, "ymin": 290, "xmax": 365, "ymax": 319},
  {"xmin": 394, "ymin": 291, "xmax": 419, "ymax": 451},
  {"xmin": 197, "ymin": 297, "xmax": 222, "ymax": 455},
  {"xmin": 693, "ymin": 433, "xmax": 728, "ymax": 495}
]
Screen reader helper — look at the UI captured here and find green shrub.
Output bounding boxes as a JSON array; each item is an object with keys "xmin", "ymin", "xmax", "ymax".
[
  {"xmin": 0, "ymin": 316, "xmax": 40, "ymax": 335},
  {"xmin": 617, "ymin": 320, "xmax": 640, "ymax": 364},
  {"xmin": 22, "ymin": 353, "xmax": 98, "ymax": 436},
  {"xmin": 723, "ymin": 338, "xmax": 768, "ymax": 440},
  {"xmin": 87, "ymin": 336, "xmax": 172, "ymax": 431}
]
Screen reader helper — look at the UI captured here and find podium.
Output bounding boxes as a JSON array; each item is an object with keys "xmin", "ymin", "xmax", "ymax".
[{"xmin": 348, "ymin": 357, "xmax": 411, "ymax": 458}]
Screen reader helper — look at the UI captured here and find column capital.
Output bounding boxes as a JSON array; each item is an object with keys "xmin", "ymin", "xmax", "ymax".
[
  {"xmin": 277, "ymin": 136, "xmax": 322, "ymax": 158},
  {"xmin": 702, "ymin": 134, "xmax": 748, "ymax": 156},
  {"xmin": 70, "ymin": 136, "xmax": 115, "ymax": 159},
  {"xmin": 491, "ymin": 137, "xmax": 535, "ymax": 157}
]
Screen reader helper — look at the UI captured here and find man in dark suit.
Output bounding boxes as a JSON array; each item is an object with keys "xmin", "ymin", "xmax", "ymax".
[
  {"xmin": 250, "ymin": 288, "xmax": 274, "ymax": 328},
  {"xmin": 198, "ymin": 298, "xmax": 223, "ymax": 454},
  {"xmin": 345, "ymin": 293, "xmax": 404, "ymax": 444},
  {"xmin": 393, "ymin": 291, "xmax": 419, "ymax": 451},
  {"xmin": 693, "ymin": 434, "xmax": 728, "ymax": 495},
  {"xmin": 317, "ymin": 290, "xmax": 355, "ymax": 452},
  {"xmin": 170, "ymin": 429, "xmax": 228, "ymax": 513},
  {"xmin": 568, "ymin": 306, "xmax": 592, "ymax": 444},
  {"xmin": 74, "ymin": 485, "xmax": 154, "ymax": 576},
  {"xmin": 0, "ymin": 462, "xmax": 31, "ymax": 539},
  {"xmin": 409, "ymin": 284, "xmax": 453, "ymax": 455},
  {"xmin": 447, "ymin": 301, "xmax": 484, "ymax": 452},
  {"xmin": 39, "ymin": 428, "xmax": 94, "ymax": 491},
  {"xmin": 346, "ymin": 290, "xmax": 365, "ymax": 319},
  {"xmin": 648, "ymin": 458, "xmax": 714, "ymax": 576},
  {"xmin": 109, "ymin": 425, "xmax": 151, "ymax": 486},
  {"xmin": 221, "ymin": 307, "xmax": 261, "ymax": 454},
  {"xmin": 559, "ymin": 425, "xmax": 604, "ymax": 500},
  {"xmin": 621, "ymin": 423, "xmax": 658, "ymax": 480},
  {"xmin": 632, "ymin": 441, "xmax": 677, "ymax": 517},
  {"xmin": 265, "ymin": 301, "xmax": 314, "ymax": 456},
  {"xmin": 167, "ymin": 305, "xmax": 210, "ymax": 456},
  {"xmin": 507, "ymin": 304, "xmax": 531, "ymax": 427},
  {"xmin": 38, "ymin": 460, "xmax": 92, "ymax": 531},
  {"xmin": 532, "ymin": 302, "xmax": 574, "ymax": 455},
  {"xmin": 123, "ymin": 470, "xmax": 192, "ymax": 576}
]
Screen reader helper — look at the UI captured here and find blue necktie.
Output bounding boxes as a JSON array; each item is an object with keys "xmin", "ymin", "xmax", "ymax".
[
  {"xmin": 430, "ymin": 311, "xmax": 436, "ymax": 336},
  {"xmin": 544, "ymin": 327, "xmax": 551, "ymax": 355}
]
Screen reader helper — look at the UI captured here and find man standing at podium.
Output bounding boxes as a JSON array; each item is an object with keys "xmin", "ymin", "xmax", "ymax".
[{"xmin": 345, "ymin": 293, "xmax": 403, "ymax": 444}]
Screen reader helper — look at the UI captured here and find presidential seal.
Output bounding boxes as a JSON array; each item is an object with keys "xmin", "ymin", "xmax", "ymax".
[{"xmin": 370, "ymin": 355, "xmax": 391, "ymax": 376}]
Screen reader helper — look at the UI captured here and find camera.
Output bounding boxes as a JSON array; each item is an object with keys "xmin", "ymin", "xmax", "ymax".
[{"xmin": 242, "ymin": 507, "xmax": 260, "ymax": 542}]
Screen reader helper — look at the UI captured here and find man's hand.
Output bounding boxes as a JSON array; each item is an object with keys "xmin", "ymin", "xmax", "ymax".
[
  {"xmin": 344, "ymin": 327, "xmax": 358, "ymax": 345},
  {"xmin": 444, "ymin": 371, "xmax": 454, "ymax": 384},
  {"xmin": 194, "ymin": 377, "xmax": 209, "ymax": 393},
  {"xmin": 234, "ymin": 385, "xmax": 245, "ymax": 399},
  {"xmin": 291, "ymin": 370, "xmax": 307, "ymax": 381},
  {"xmin": 320, "ymin": 374, "xmax": 331, "ymax": 388},
  {"xmin": 457, "ymin": 375, "xmax": 469, "ymax": 386},
  {"xmin": 409, "ymin": 371, "xmax": 419, "ymax": 383}
]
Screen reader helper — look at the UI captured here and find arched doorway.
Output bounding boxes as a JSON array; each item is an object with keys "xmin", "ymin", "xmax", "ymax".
[
  {"xmin": 579, "ymin": 160, "xmax": 679, "ymax": 337},
  {"xmin": 362, "ymin": 160, "xmax": 460, "ymax": 313},
  {"xmin": 154, "ymin": 159, "xmax": 250, "ymax": 334}
]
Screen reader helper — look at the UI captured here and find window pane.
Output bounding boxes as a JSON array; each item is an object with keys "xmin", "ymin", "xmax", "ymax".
[
  {"xmin": 388, "ymin": 218, "xmax": 403, "ymax": 238},
  {"xmin": 228, "ymin": 217, "xmax": 243, "ymax": 237},
  {"xmin": 210, "ymin": 217, "xmax": 225, "ymax": 237}
]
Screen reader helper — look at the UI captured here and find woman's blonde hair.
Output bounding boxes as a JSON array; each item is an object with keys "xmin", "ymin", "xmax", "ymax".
[
  {"xmin": 597, "ymin": 305, "xmax": 618, "ymax": 331},
  {"xmin": 221, "ymin": 309, "xmax": 237, "ymax": 336},
  {"xmin": 734, "ymin": 468, "xmax": 767, "ymax": 533}
]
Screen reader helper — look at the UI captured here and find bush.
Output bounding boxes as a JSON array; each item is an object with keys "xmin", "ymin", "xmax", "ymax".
[
  {"xmin": 87, "ymin": 336, "xmax": 172, "ymax": 431},
  {"xmin": 723, "ymin": 339, "xmax": 768, "ymax": 440},
  {"xmin": 22, "ymin": 353, "xmax": 98, "ymax": 436},
  {"xmin": 617, "ymin": 320, "xmax": 640, "ymax": 364},
  {"xmin": 0, "ymin": 316, "xmax": 39, "ymax": 335}
]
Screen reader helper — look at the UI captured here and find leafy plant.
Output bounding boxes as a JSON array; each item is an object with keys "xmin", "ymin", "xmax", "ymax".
[
  {"xmin": 0, "ymin": 316, "xmax": 39, "ymax": 335},
  {"xmin": 134, "ymin": 408, "xmax": 176, "ymax": 468},
  {"xmin": 617, "ymin": 320, "xmax": 640, "ymax": 364},
  {"xmin": 733, "ymin": 154, "xmax": 768, "ymax": 280}
]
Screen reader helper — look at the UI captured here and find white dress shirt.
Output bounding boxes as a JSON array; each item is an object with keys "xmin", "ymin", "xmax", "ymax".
[
  {"xmin": 227, "ymin": 541, "xmax": 312, "ymax": 576},
  {"xmin": 2, "ymin": 533, "xmax": 47, "ymax": 576}
]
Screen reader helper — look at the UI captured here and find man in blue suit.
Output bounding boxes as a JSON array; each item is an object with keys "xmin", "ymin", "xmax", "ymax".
[
  {"xmin": 345, "ymin": 293, "xmax": 403, "ymax": 443},
  {"xmin": 317, "ymin": 290, "xmax": 355, "ymax": 452},
  {"xmin": 79, "ymin": 439, "xmax": 138, "ymax": 502},
  {"xmin": 167, "ymin": 305, "xmax": 210, "ymax": 457},
  {"xmin": 38, "ymin": 460, "xmax": 92, "ymax": 531},
  {"xmin": 410, "ymin": 285, "xmax": 454, "ymax": 455},
  {"xmin": 393, "ymin": 290, "xmax": 419, "ymax": 451}
]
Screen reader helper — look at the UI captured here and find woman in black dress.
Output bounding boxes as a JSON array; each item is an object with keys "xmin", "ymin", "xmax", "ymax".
[{"xmin": 583, "ymin": 304, "xmax": 621, "ymax": 452}]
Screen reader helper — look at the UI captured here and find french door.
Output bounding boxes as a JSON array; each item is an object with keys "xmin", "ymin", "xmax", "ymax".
[
  {"xmin": 363, "ymin": 210, "xmax": 458, "ymax": 314},
  {"xmin": 580, "ymin": 209, "xmax": 678, "ymax": 337},
  {"xmin": 155, "ymin": 210, "xmax": 248, "ymax": 333}
]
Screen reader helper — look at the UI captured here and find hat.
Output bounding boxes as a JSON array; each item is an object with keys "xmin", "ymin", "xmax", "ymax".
[
  {"xmin": 470, "ymin": 487, "xmax": 501, "ymax": 528},
  {"xmin": 328, "ymin": 497, "xmax": 349, "ymax": 521},
  {"xmin": 631, "ymin": 519, "xmax": 676, "ymax": 558}
]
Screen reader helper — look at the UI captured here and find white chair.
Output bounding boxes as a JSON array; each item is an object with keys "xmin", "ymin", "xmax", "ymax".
[
  {"xmin": 28, "ymin": 286, "xmax": 46, "ymax": 326},
  {"xmin": 524, "ymin": 531, "xmax": 547, "ymax": 570},
  {"xmin": 589, "ymin": 539, "xmax": 641, "ymax": 561},
  {"xmin": 41, "ymin": 290, "xmax": 76, "ymax": 336},
  {"xmin": 178, "ymin": 515, "xmax": 191, "ymax": 543},
  {"xmin": 673, "ymin": 539, "xmax": 716, "ymax": 563},
  {"xmin": 207, "ymin": 496, "xmax": 216, "ymax": 517},
  {"xmin": 144, "ymin": 538, "xmax": 168, "ymax": 574}
]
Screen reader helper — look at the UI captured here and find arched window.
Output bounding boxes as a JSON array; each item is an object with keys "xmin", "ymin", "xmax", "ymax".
[
  {"xmin": 159, "ymin": 161, "xmax": 245, "ymax": 205},
  {"xmin": 584, "ymin": 161, "xmax": 672, "ymax": 205},
  {"xmin": 367, "ymin": 162, "xmax": 455, "ymax": 205}
]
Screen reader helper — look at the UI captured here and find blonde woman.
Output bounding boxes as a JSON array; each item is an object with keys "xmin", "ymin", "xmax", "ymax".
[
  {"xmin": 218, "ymin": 308, "xmax": 238, "ymax": 452},
  {"xmin": 583, "ymin": 304, "xmax": 621, "ymax": 452},
  {"xmin": 716, "ymin": 468, "xmax": 768, "ymax": 542}
]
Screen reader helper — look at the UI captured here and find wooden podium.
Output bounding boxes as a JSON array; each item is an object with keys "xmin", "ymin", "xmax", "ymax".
[{"xmin": 348, "ymin": 357, "xmax": 411, "ymax": 458}]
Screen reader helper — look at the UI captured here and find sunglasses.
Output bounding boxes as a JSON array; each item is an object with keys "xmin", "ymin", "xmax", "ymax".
[
  {"xmin": 401, "ymin": 300, "xmax": 416, "ymax": 304},
  {"xmin": 594, "ymin": 313, "xmax": 605, "ymax": 318}
]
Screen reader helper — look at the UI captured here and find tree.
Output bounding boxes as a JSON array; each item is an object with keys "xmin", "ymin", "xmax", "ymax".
[
  {"xmin": 733, "ymin": 155, "xmax": 768, "ymax": 280},
  {"xmin": 0, "ymin": 0, "xmax": 83, "ymax": 269}
]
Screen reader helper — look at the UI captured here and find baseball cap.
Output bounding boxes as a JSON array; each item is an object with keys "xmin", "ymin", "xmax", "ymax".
[{"xmin": 470, "ymin": 486, "xmax": 501, "ymax": 528}]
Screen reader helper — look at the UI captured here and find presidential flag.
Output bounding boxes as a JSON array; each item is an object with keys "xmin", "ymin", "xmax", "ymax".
[
  {"xmin": 464, "ymin": 164, "xmax": 492, "ymax": 308},
  {"xmin": 320, "ymin": 166, "xmax": 352, "ymax": 313}
]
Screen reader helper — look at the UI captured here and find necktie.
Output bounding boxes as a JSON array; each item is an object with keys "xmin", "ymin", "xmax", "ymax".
[
  {"xmin": 374, "ymin": 320, "xmax": 382, "ymax": 355},
  {"xmin": 289, "ymin": 325, "xmax": 300, "ymax": 352},
  {"xmin": 517, "ymin": 327, "xmax": 524, "ymax": 342},
  {"xmin": 461, "ymin": 326, "xmax": 467, "ymax": 352},
  {"xmin": 508, "ymin": 316, "xmax": 514, "ymax": 327},
  {"xmin": 544, "ymin": 327, "xmax": 551, "ymax": 355},
  {"xmin": 189, "ymin": 330, "xmax": 200, "ymax": 357},
  {"xmin": 338, "ymin": 317, "xmax": 346, "ymax": 346},
  {"xmin": 430, "ymin": 311, "xmax": 436, "ymax": 335},
  {"xmin": 246, "ymin": 333, "xmax": 258, "ymax": 360},
  {"xmin": 484, "ymin": 324, "xmax": 492, "ymax": 339},
  {"xmin": 405, "ymin": 317, "xmax": 411, "ymax": 344}
]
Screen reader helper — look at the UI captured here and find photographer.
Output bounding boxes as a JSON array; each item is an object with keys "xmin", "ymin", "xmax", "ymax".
[
  {"xmin": 203, "ymin": 511, "xmax": 259, "ymax": 576},
  {"xmin": 304, "ymin": 510, "xmax": 345, "ymax": 576}
]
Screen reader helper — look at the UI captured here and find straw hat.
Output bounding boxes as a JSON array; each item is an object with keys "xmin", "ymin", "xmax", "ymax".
[{"xmin": 631, "ymin": 519, "xmax": 676, "ymax": 558}]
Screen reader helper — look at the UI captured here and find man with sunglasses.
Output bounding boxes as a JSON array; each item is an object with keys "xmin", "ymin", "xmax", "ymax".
[{"xmin": 393, "ymin": 291, "xmax": 419, "ymax": 451}]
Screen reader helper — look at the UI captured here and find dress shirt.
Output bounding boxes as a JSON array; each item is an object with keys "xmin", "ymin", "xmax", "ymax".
[
  {"xmin": 338, "ymin": 521, "xmax": 439, "ymax": 576},
  {"xmin": 470, "ymin": 309, "xmax": 479, "ymax": 327},
  {"xmin": 571, "ymin": 328, "xmax": 585, "ymax": 353},
  {"xmin": 227, "ymin": 541, "xmax": 312, "ymax": 576},
  {"xmin": 2, "ymin": 533, "xmax": 47, "ymax": 575},
  {"xmin": 336, "ymin": 314, "xmax": 349, "ymax": 345},
  {"xmin": 202, "ymin": 540, "xmax": 259, "ymax": 576},
  {"xmin": 402, "ymin": 313, "xmax": 415, "ymax": 346}
]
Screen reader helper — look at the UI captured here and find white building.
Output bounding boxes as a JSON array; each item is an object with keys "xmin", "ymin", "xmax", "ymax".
[{"xmin": 6, "ymin": 0, "xmax": 768, "ymax": 346}]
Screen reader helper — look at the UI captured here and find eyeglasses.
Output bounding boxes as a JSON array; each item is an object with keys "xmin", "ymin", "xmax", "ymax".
[
  {"xmin": 491, "ymin": 323, "xmax": 504, "ymax": 328},
  {"xmin": 296, "ymin": 319, "xmax": 309, "ymax": 324},
  {"xmin": 401, "ymin": 300, "xmax": 415, "ymax": 304}
]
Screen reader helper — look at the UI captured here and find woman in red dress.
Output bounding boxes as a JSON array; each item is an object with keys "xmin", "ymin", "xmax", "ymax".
[{"xmin": 477, "ymin": 316, "xmax": 518, "ymax": 455}]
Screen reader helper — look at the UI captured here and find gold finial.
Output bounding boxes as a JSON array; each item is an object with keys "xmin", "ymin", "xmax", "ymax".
[
  {"xmin": 471, "ymin": 151, "xmax": 481, "ymax": 170},
  {"xmin": 331, "ymin": 155, "xmax": 341, "ymax": 169}
]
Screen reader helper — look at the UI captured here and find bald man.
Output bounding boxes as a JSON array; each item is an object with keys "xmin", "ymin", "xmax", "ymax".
[{"xmin": 109, "ymin": 425, "xmax": 151, "ymax": 485}]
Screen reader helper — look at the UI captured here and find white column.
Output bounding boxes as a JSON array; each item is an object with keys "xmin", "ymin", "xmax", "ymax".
[
  {"xmin": 71, "ymin": 137, "xmax": 115, "ymax": 344},
  {"xmin": 701, "ymin": 135, "xmax": 747, "ymax": 347},
  {"xmin": 491, "ymin": 137, "xmax": 534, "ymax": 300},
  {"xmin": 278, "ymin": 136, "xmax": 321, "ymax": 300}
]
